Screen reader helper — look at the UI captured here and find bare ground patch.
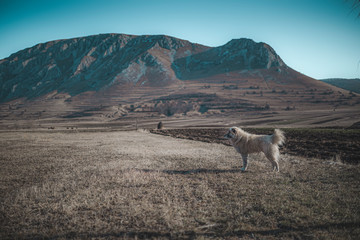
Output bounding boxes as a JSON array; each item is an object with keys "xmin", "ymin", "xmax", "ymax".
[{"xmin": 0, "ymin": 130, "xmax": 359, "ymax": 239}]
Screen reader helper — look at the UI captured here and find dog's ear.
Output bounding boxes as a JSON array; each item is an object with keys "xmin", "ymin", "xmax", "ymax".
[{"xmin": 231, "ymin": 128, "xmax": 236, "ymax": 133}]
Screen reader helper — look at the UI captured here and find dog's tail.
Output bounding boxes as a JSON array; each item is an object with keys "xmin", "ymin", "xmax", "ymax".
[{"xmin": 272, "ymin": 129, "xmax": 285, "ymax": 146}]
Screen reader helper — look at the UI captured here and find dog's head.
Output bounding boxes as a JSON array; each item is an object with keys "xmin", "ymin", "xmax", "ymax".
[{"xmin": 224, "ymin": 127, "xmax": 239, "ymax": 139}]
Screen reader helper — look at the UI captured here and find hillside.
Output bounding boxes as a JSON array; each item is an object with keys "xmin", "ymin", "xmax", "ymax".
[{"xmin": 320, "ymin": 78, "xmax": 360, "ymax": 93}]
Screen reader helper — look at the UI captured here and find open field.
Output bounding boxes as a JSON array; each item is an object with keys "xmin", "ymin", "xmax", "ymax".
[{"xmin": 1, "ymin": 129, "xmax": 359, "ymax": 239}]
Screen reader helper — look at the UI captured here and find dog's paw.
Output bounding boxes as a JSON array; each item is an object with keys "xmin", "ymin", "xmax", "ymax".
[{"xmin": 240, "ymin": 167, "xmax": 247, "ymax": 172}]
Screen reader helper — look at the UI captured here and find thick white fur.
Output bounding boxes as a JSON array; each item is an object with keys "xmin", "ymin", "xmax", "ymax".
[{"xmin": 224, "ymin": 127, "xmax": 285, "ymax": 172}]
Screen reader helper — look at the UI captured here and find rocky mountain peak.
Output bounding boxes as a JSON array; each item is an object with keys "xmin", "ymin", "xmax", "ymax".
[
  {"xmin": 223, "ymin": 38, "xmax": 285, "ymax": 68},
  {"xmin": 145, "ymin": 35, "xmax": 188, "ymax": 50},
  {"xmin": 172, "ymin": 38, "xmax": 286, "ymax": 80}
]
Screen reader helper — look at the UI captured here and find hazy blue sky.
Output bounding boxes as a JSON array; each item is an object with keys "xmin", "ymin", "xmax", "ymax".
[{"xmin": 1, "ymin": 0, "xmax": 359, "ymax": 79}]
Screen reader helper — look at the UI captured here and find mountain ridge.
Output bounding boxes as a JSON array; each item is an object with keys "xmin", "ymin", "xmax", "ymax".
[{"xmin": 320, "ymin": 78, "xmax": 360, "ymax": 93}]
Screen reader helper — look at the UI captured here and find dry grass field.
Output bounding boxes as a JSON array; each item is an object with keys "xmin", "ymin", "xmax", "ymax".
[{"xmin": 1, "ymin": 129, "xmax": 360, "ymax": 239}]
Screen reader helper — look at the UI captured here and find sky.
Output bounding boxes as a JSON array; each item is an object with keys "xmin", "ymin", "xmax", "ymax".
[{"xmin": 0, "ymin": 0, "xmax": 359, "ymax": 79}]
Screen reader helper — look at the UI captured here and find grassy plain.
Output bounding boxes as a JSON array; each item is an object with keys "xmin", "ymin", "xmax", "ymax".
[{"xmin": 0, "ymin": 129, "xmax": 359, "ymax": 239}]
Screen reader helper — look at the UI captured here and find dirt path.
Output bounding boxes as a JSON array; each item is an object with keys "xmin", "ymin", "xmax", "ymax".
[{"xmin": 1, "ymin": 130, "xmax": 359, "ymax": 239}]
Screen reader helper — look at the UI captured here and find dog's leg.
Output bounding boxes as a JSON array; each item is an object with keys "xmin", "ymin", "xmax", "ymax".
[
  {"xmin": 272, "ymin": 160, "xmax": 279, "ymax": 172},
  {"xmin": 241, "ymin": 154, "xmax": 248, "ymax": 171},
  {"xmin": 265, "ymin": 152, "xmax": 279, "ymax": 172}
]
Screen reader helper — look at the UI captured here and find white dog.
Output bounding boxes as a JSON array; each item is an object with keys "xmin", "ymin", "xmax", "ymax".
[{"xmin": 224, "ymin": 127, "xmax": 285, "ymax": 172}]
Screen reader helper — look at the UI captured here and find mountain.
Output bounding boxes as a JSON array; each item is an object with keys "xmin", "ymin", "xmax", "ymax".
[
  {"xmin": 2, "ymin": 33, "xmax": 357, "ymax": 127},
  {"xmin": 0, "ymin": 33, "xmax": 327, "ymax": 103},
  {"xmin": 320, "ymin": 78, "xmax": 360, "ymax": 93}
]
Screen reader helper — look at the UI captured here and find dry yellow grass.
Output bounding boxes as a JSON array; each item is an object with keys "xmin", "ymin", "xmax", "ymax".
[{"xmin": 0, "ymin": 129, "xmax": 359, "ymax": 239}]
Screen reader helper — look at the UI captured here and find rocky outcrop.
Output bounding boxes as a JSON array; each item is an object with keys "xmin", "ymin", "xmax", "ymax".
[{"xmin": 173, "ymin": 38, "xmax": 285, "ymax": 80}]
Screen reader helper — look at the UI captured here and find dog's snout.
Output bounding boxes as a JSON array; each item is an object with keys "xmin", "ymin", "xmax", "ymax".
[{"xmin": 224, "ymin": 132, "xmax": 231, "ymax": 139}]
